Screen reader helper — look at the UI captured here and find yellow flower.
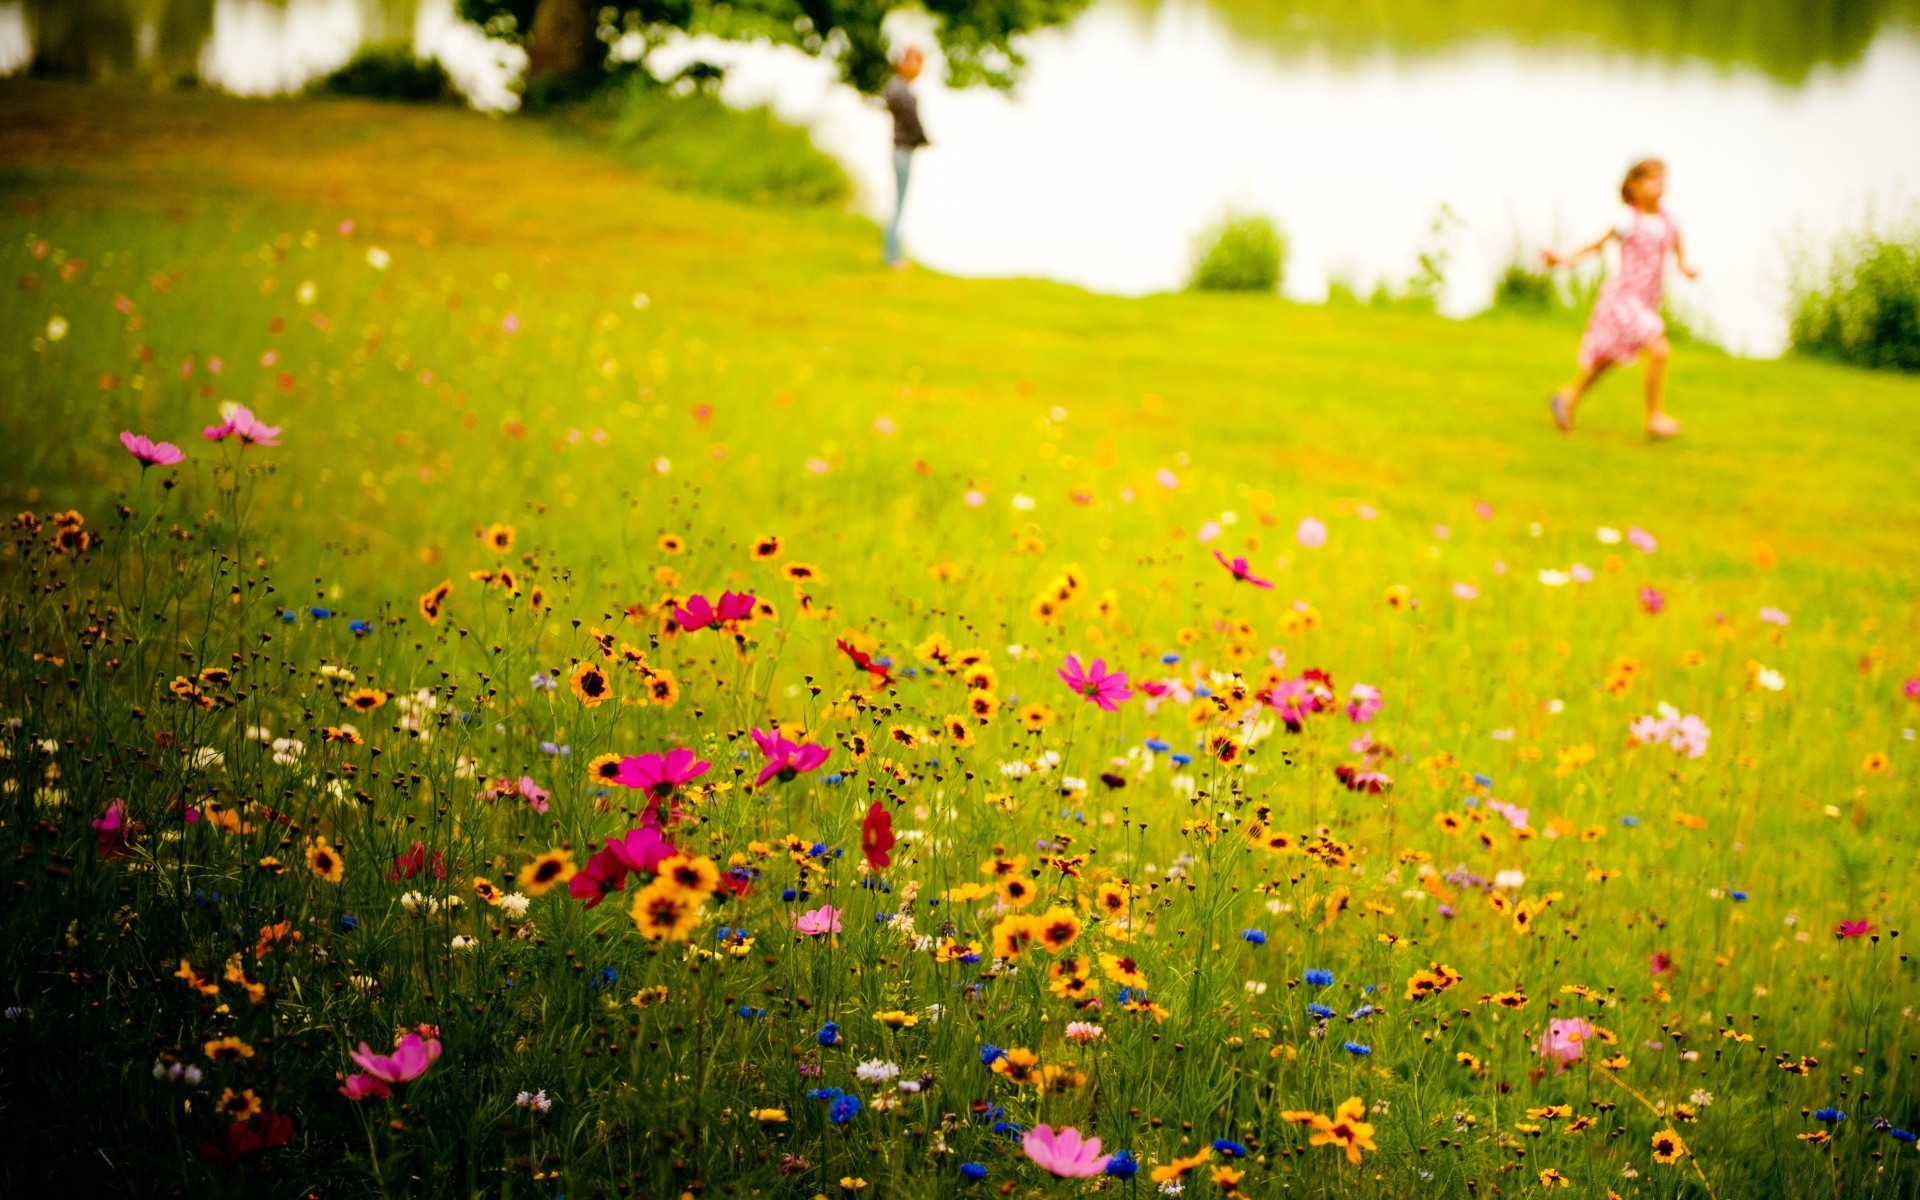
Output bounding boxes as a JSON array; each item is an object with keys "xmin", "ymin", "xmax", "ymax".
[
  {"xmin": 480, "ymin": 523, "xmax": 514, "ymax": 553},
  {"xmin": 1033, "ymin": 906, "xmax": 1081, "ymax": 952},
  {"xmin": 873, "ymin": 1009, "xmax": 918, "ymax": 1029},
  {"xmin": 749, "ymin": 1108, "xmax": 788, "ymax": 1124},
  {"xmin": 1862, "ymin": 752, "xmax": 1891, "ymax": 776},
  {"xmin": 1651, "ymin": 1128, "xmax": 1688, "ymax": 1163},
  {"xmin": 1308, "ymin": 1096, "xmax": 1378, "ymax": 1164},
  {"xmin": 305, "ymin": 836, "xmax": 345, "ymax": 884},
  {"xmin": 1017, "ymin": 703, "xmax": 1055, "ymax": 731},
  {"xmin": 343, "ymin": 687, "xmax": 387, "ymax": 713},
  {"xmin": 654, "ymin": 854, "xmax": 721, "ymax": 901},
  {"xmin": 418, "ymin": 580, "xmax": 452, "ymax": 623},
  {"xmin": 1099, "ymin": 952, "xmax": 1148, "ymax": 990},
  {"xmin": 203, "ymin": 1036, "xmax": 254, "ymax": 1061},
  {"xmin": 588, "ymin": 752, "xmax": 624, "ymax": 784},
  {"xmin": 630, "ymin": 877, "xmax": 704, "ymax": 941},
  {"xmin": 474, "ymin": 876, "xmax": 503, "ymax": 905},
  {"xmin": 570, "ymin": 661, "xmax": 612, "ymax": 707},
  {"xmin": 990, "ymin": 914, "xmax": 1041, "ymax": 959},
  {"xmin": 1538, "ymin": 1168, "xmax": 1570, "ymax": 1188},
  {"xmin": 518, "ymin": 848, "xmax": 577, "ymax": 896},
  {"xmin": 1150, "ymin": 1149, "xmax": 1211, "ymax": 1184}
]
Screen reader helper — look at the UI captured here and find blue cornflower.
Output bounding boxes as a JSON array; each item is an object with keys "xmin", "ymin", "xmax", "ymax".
[
  {"xmin": 1815, "ymin": 1108, "xmax": 1847, "ymax": 1124},
  {"xmin": 978, "ymin": 1043, "xmax": 1007, "ymax": 1066},
  {"xmin": 1145, "ymin": 737, "xmax": 1171, "ymax": 753},
  {"xmin": 338, "ymin": 914, "xmax": 358, "ymax": 931},
  {"xmin": 991, "ymin": 1120, "xmax": 1024, "ymax": 1136},
  {"xmin": 959, "ymin": 1163, "xmax": 987, "ymax": 1181},
  {"xmin": 1890, "ymin": 1129, "xmax": 1917, "ymax": 1144},
  {"xmin": 1194, "ymin": 685, "xmax": 1212, "ymax": 698},
  {"xmin": 349, "ymin": 619, "xmax": 373, "ymax": 635},
  {"xmin": 1730, "ymin": 890, "xmax": 1748, "ymax": 901},
  {"xmin": 1621, "ymin": 814, "xmax": 1640, "ymax": 827},
  {"xmin": 1350, "ymin": 1004, "xmax": 1380, "ymax": 1020},
  {"xmin": 1170, "ymin": 752, "xmax": 1193, "ymax": 766},
  {"xmin": 1241, "ymin": 929, "xmax": 1267, "ymax": 946},
  {"xmin": 1213, "ymin": 1139, "xmax": 1247, "ymax": 1157},
  {"xmin": 529, "ymin": 672, "xmax": 556, "ymax": 691},
  {"xmin": 309, "ymin": 607, "xmax": 331, "ymax": 619},
  {"xmin": 1105, "ymin": 1150, "xmax": 1139, "ymax": 1179},
  {"xmin": 589, "ymin": 966, "xmax": 618, "ymax": 991},
  {"xmin": 828, "ymin": 1095, "xmax": 861, "ymax": 1125},
  {"xmin": 807, "ymin": 1087, "xmax": 843, "ymax": 1102},
  {"xmin": 737, "ymin": 1006, "xmax": 765, "ymax": 1019},
  {"xmin": 1160, "ymin": 652, "xmax": 1181, "ymax": 664},
  {"xmin": 1303, "ymin": 968, "xmax": 1334, "ymax": 987},
  {"xmin": 823, "ymin": 772, "xmax": 845, "ymax": 785},
  {"xmin": 817, "ymin": 1022, "xmax": 840, "ymax": 1047},
  {"xmin": 1472, "ymin": 773, "xmax": 1492, "ymax": 787},
  {"xmin": 1344, "ymin": 1041, "xmax": 1372, "ymax": 1056},
  {"xmin": 277, "ymin": 609, "xmax": 297, "ymax": 623},
  {"xmin": 1308, "ymin": 1002, "xmax": 1336, "ymax": 1020}
]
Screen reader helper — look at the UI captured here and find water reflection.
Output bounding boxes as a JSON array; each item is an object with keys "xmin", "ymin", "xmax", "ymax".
[{"xmin": 1203, "ymin": 0, "xmax": 1920, "ymax": 84}]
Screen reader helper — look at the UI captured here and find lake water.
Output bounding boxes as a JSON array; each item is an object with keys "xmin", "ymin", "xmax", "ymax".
[{"xmin": 6, "ymin": 0, "xmax": 1918, "ymax": 356}]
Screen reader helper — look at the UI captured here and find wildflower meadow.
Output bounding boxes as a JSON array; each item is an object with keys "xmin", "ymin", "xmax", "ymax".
[{"xmin": 1, "ymin": 83, "xmax": 1918, "ymax": 1200}]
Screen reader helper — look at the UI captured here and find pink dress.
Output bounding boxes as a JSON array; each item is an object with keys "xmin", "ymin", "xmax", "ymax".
[{"xmin": 1579, "ymin": 207, "xmax": 1677, "ymax": 369}]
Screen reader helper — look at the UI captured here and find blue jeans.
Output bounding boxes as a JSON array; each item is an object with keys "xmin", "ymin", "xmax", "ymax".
[{"xmin": 884, "ymin": 147, "xmax": 912, "ymax": 265}]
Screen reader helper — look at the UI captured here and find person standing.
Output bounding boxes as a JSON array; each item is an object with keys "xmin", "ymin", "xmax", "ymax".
[
  {"xmin": 883, "ymin": 47, "xmax": 929, "ymax": 269},
  {"xmin": 1542, "ymin": 158, "xmax": 1698, "ymax": 440}
]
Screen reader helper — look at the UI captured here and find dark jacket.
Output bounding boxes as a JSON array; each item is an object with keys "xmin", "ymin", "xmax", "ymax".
[{"xmin": 884, "ymin": 77, "xmax": 928, "ymax": 149}]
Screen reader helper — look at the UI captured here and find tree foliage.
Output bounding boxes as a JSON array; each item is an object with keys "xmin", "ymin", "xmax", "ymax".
[{"xmin": 460, "ymin": 0, "xmax": 1089, "ymax": 93}]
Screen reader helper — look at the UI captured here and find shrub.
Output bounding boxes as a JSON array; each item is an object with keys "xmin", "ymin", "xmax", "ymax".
[
  {"xmin": 1492, "ymin": 261, "xmax": 1558, "ymax": 314},
  {"xmin": 600, "ymin": 79, "xmax": 850, "ymax": 207},
  {"xmin": 317, "ymin": 45, "xmax": 455, "ymax": 103},
  {"xmin": 1790, "ymin": 225, "xmax": 1920, "ymax": 372},
  {"xmin": 1189, "ymin": 212, "xmax": 1285, "ymax": 292}
]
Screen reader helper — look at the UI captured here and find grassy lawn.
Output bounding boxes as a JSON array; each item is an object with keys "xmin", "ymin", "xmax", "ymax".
[{"xmin": 0, "ymin": 79, "xmax": 1916, "ymax": 1198}]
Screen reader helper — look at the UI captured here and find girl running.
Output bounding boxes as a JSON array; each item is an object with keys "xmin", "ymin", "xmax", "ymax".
[{"xmin": 1544, "ymin": 158, "xmax": 1698, "ymax": 439}]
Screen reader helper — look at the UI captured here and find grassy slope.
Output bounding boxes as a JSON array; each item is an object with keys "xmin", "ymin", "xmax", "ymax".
[{"xmin": 3, "ymin": 81, "xmax": 1916, "ymax": 587}]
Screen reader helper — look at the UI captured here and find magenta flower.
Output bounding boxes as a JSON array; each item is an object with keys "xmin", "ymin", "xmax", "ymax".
[
  {"xmin": 605, "ymin": 823, "xmax": 676, "ymax": 874},
  {"xmin": 569, "ymin": 847, "xmax": 630, "ymax": 909},
  {"xmin": 1904, "ymin": 677, "xmax": 1920, "ymax": 703},
  {"xmin": 1535, "ymin": 1018, "xmax": 1594, "ymax": 1072},
  {"xmin": 1058, "ymin": 654, "xmax": 1132, "ymax": 711},
  {"xmin": 1213, "ymin": 551, "xmax": 1273, "ymax": 589},
  {"xmin": 1022, "ymin": 1124, "xmax": 1111, "ymax": 1177},
  {"xmin": 120, "ymin": 430, "xmax": 184, "ymax": 467},
  {"xmin": 614, "ymin": 748, "xmax": 711, "ymax": 799},
  {"xmin": 1639, "ymin": 586, "xmax": 1665, "ymax": 614},
  {"xmin": 349, "ymin": 1032, "xmax": 441, "ymax": 1085},
  {"xmin": 1264, "ymin": 676, "xmax": 1330, "ymax": 732},
  {"xmin": 751, "ymin": 728, "xmax": 829, "ymax": 788},
  {"xmin": 202, "ymin": 404, "xmax": 281, "ymax": 447},
  {"xmin": 1835, "ymin": 919, "xmax": 1875, "ymax": 939},
  {"xmin": 672, "ymin": 591, "xmax": 757, "ymax": 632},
  {"xmin": 91, "ymin": 798, "xmax": 132, "ymax": 858},
  {"xmin": 793, "ymin": 904, "xmax": 842, "ymax": 936}
]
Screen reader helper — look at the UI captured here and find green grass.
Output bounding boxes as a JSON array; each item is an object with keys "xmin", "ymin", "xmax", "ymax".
[{"xmin": 0, "ymin": 80, "xmax": 1917, "ymax": 1199}]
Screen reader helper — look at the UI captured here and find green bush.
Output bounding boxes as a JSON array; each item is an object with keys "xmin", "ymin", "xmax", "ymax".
[
  {"xmin": 1492, "ymin": 261, "xmax": 1559, "ymax": 314},
  {"xmin": 1189, "ymin": 211, "xmax": 1285, "ymax": 292},
  {"xmin": 1790, "ymin": 225, "xmax": 1920, "ymax": 372},
  {"xmin": 603, "ymin": 79, "xmax": 851, "ymax": 207},
  {"xmin": 317, "ymin": 45, "xmax": 455, "ymax": 103}
]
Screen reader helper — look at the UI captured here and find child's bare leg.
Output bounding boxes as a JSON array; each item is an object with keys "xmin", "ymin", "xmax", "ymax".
[
  {"xmin": 1551, "ymin": 362, "xmax": 1606, "ymax": 431},
  {"xmin": 1642, "ymin": 337, "xmax": 1681, "ymax": 437}
]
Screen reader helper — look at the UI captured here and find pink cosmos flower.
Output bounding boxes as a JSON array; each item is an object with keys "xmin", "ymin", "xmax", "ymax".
[
  {"xmin": 1904, "ymin": 677, "xmax": 1920, "ymax": 703},
  {"xmin": 1345, "ymin": 683, "xmax": 1382, "ymax": 724},
  {"xmin": 202, "ymin": 404, "xmax": 281, "ymax": 447},
  {"xmin": 349, "ymin": 1032, "xmax": 441, "ymax": 1085},
  {"xmin": 614, "ymin": 748, "xmax": 711, "ymax": 800},
  {"xmin": 1264, "ymin": 676, "xmax": 1330, "ymax": 732},
  {"xmin": 1022, "ymin": 1124, "xmax": 1111, "ymax": 1178},
  {"xmin": 516, "ymin": 776, "xmax": 550, "ymax": 814},
  {"xmin": 1835, "ymin": 919, "xmax": 1875, "ymax": 939},
  {"xmin": 1759, "ymin": 606, "xmax": 1790, "ymax": 626},
  {"xmin": 672, "ymin": 591, "xmax": 756, "ymax": 632},
  {"xmin": 1213, "ymin": 551, "xmax": 1273, "ymax": 589},
  {"xmin": 793, "ymin": 905, "xmax": 842, "ymax": 936},
  {"xmin": 1333, "ymin": 764, "xmax": 1392, "ymax": 793},
  {"xmin": 1451, "ymin": 581, "xmax": 1479, "ymax": 600},
  {"xmin": 1628, "ymin": 526, "xmax": 1657, "ymax": 553},
  {"xmin": 1058, "ymin": 654, "xmax": 1132, "ymax": 711},
  {"xmin": 1639, "ymin": 586, "xmax": 1665, "ymax": 614},
  {"xmin": 338, "ymin": 1073, "xmax": 391, "ymax": 1101},
  {"xmin": 1295, "ymin": 516, "xmax": 1327, "ymax": 549},
  {"xmin": 1063, "ymin": 1021, "xmax": 1104, "ymax": 1044},
  {"xmin": 1535, "ymin": 1017, "xmax": 1594, "ymax": 1072},
  {"xmin": 751, "ymin": 728, "xmax": 829, "ymax": 788},
  {"xmin": 120, "ymin": 430, "xmax": 185, "ymax": 467},
  {"xmin": 1649, "ymin": 951, "xmax": 1674, "ymax": 977}
]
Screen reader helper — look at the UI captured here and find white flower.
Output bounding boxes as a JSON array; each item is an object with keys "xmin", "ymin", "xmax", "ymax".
[
  {"xmin": 450, "ymin": 935, "xmax": 477, "ymax": 951},
  {"xmin": 855, "ymin": 1059, "xmax": 901, "ymax": 1083},
  {"xmin": 296, "ymin": 280, "xmax": 317, "ymax": 305},
  {"xmin": 499, "ymin": 893, "xmax": 531, "ymax": 919},
  {"xmin": 366, "ymin": 246, "xmax": 391, "ymax": 269},
  {"xmin": 1010, "ymin": 494, "xmax": 1035, "ymax": 511},
  {"xmin": 1538, "ymin": 569, "xmax": 1571, "ymax": 587},
  {"xmin": 46, "ymin": 315, "xmax": 69, "ymax": 341},
  {"xmin": 189, "ymin": 746, "xmax": 225, "ymax": 769},
  {"xmin": 515, "ymin": 1089, "xmax": 553, "ymax": 1111},
  {"xmin": 1690, "ymin": 1089, "xmax": 1714, "ymax": 1106},
  {"xmin": 1754, "ymin": 667, "xmax": 1786, "ymax": 691},
  {"xmin": 1493, "ymin": 869, "xmax": 1526, "ymax": 890},
  {"xmin": 1159, "ymin": 1180, "xmax": 1184, "ymax": 1196},
  {"xmin": 1596, "ymin": 526, "xmax": 1622, "ymax": 544}
]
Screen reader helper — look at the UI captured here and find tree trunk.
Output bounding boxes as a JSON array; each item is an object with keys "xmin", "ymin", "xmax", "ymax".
[{"xmin": 526, "ymin": 0, "xmax": 597, "ymax": 82}]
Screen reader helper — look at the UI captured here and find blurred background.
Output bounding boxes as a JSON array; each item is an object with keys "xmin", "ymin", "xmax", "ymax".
[{"xmin": 4, "ymin": 0, "xmax": 1918, "ymax": 357}]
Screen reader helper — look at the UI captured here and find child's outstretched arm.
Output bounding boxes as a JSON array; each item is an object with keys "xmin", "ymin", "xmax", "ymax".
[
  {"xmin": 1672, "ymin": 228, "xmax": 1699, "ymax": 279},
  {"xmin": 1541, "ymin": 230, "xmax": 1612, "ymax": 268}
]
